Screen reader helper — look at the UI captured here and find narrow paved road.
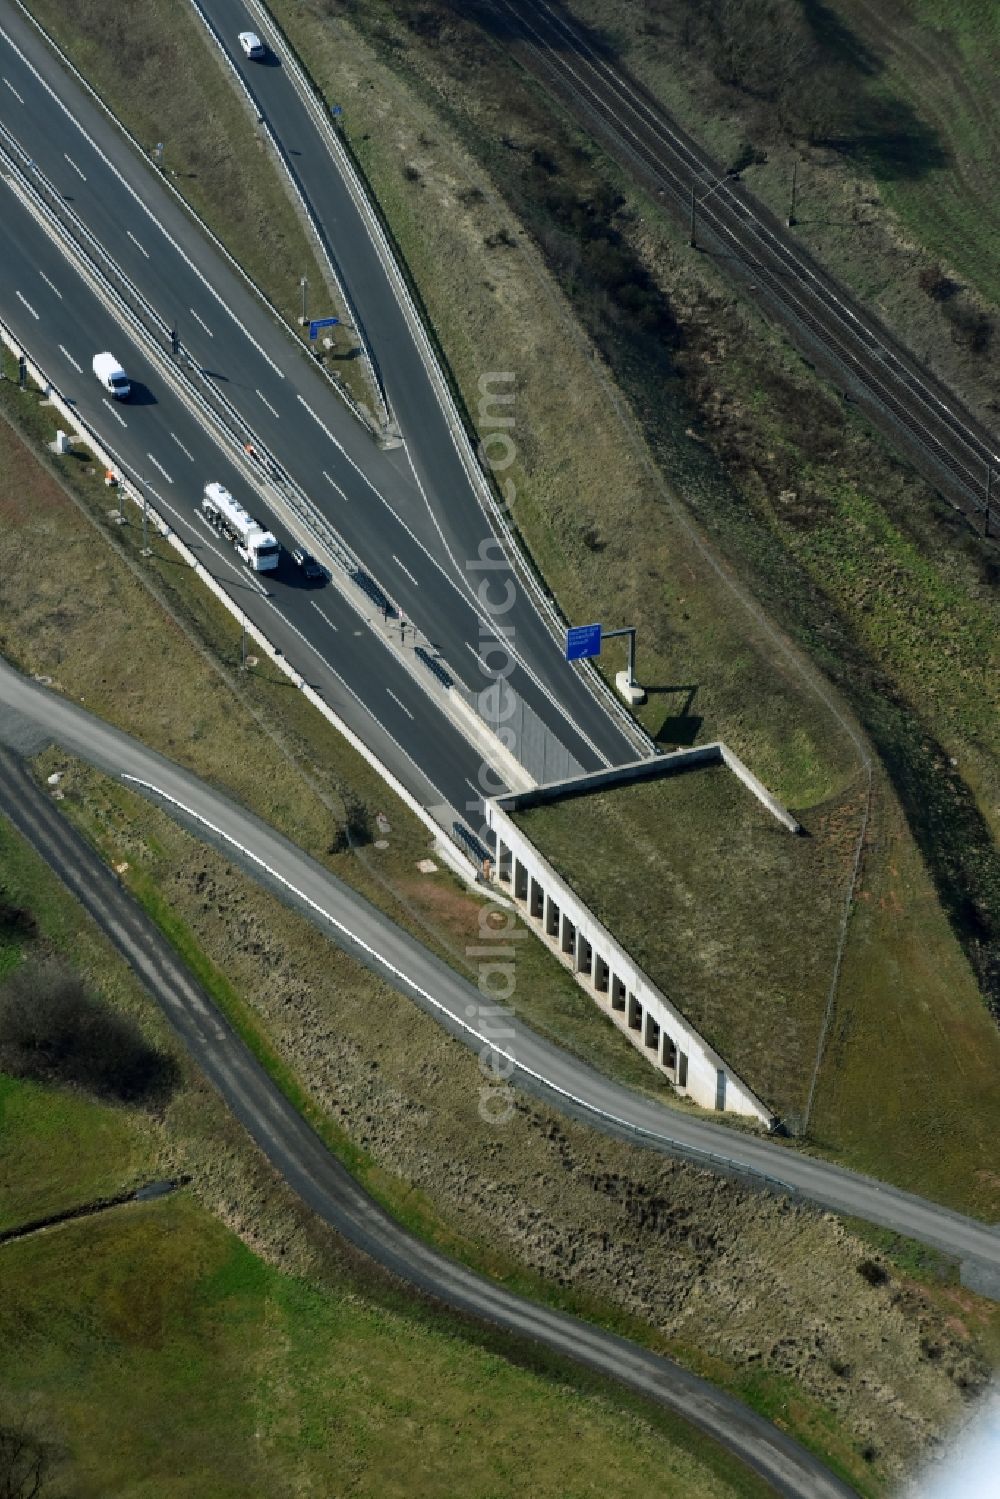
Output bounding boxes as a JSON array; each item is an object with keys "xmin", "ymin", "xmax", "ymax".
[
  {"xmin": 2, "ymin": 658, "xmax": 998, "ymax": 1299},
  {"xmin": 0, "ymin": 743, "xmax": 856, "ymax": 1499}
]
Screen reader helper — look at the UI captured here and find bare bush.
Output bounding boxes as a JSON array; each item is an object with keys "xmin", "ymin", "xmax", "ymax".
[
  {"xmin": 0, "ymin": 894, "xmax": 36, "ymax": 941},
  {"xmin": 0, "ymin": 1400, "xmax": 56, "ymax": 1499},
  {"xmin": 0, "ymin": 965, "xmax": 178, "ymax": 1106}
]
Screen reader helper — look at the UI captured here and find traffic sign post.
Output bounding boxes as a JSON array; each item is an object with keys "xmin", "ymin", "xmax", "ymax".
[
  {"xmin": 565, "ymin": 623, "xmax": 602, "ymax": 661},
  {"xmin": 308, "ymin": 316, "xmax": 341, "ymax": 341},
  {"xmin": 566, "ymin": 621, "xmax": 645, "ymax": 705}
]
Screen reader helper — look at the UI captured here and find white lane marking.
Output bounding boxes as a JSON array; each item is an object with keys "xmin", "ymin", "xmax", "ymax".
[
  {"xmin": 146, "ymin": 452, "xmax": 173, "ymax": 484},
  {"xmin": 321, "ymin": 386, "xmax": 610, "ymax": 768},
  {"xmin": 39, "ymin": 271, "xmax": 63, "ymax": 299},
  {"xmin": 63, "ymin": 151, "xmax": 86, "ymax": 181},
  {"xmin": 296, "ymin": 393, "xmax": 340, "ymax": 447},
  {"xmin": 3, "ymin": 77, "xmax": 24, "ymax": 103},
  {"xmin": 256, "ymin": 388, "xmax": 280, "ymax": 419},
  {"xmin": 322, "ymin": 469, "xmax": 349, "ymax": 499},
  {"xmin": 264, "ymin": 598, "xmax": 335, "ymax": 665},
  {"xmin": 58, "ymin": 344, "xmax": 82, "ymax": 373},
  {"xmin": 392, "ymin": 553, "xmax": 419, "ymax": 587},
  {"xmin": 0, "ymin": 24, "xmax": 287, "ymax": 382},
  {"xmin": 170, "ymin": 432, "xmax": 195, "ymax": 462},
  {"xmin": 126, "ymin": 228, "xmax": 149, "ymax": 258},
  {"xmin": 189, "ymin": 307, "xmax": 213, "ymax": 337},
  {"xmin": 465, "ymin": 777, "xmax": 483, "ymax": 799},
  {"xmin": 101, "ymin": 397, "xmax": 128, "ymax": 428},
  {"xmin": 14, "ymin": 289, "xmax": 38, "ymax": 319},
  {"xmin": 386, "ymin": 687, "xmax": 415, "ymax": 720},
  {"xmin": 310, "ymin": 600, "xmax": 339, "ymax": 633},
  {"xmin": 464, "ymin": 641, "xmax": 490, "ymax": 675}
]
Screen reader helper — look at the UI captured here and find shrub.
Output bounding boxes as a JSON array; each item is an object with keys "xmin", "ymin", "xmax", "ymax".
[
  {"xmin": 0, "ymin": 964, "xmax": 178, "ymax": 1105},
  {"xmin": 857, "ymin": 1258, "xmax": 888, "ymax": 1287}
]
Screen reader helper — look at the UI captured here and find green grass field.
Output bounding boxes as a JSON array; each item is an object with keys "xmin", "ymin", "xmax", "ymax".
[
  {"xmin": 260, "ymin": 0, "xmax": 1000, "ymax": 1216},
  {"xmin": 568, "ymin": 0, "xmax": 998, "ymax": 425},
  {"xmin": 0, "ymin": 815, "xmax": 781, "ymax": 1499},
  {"xmin": 0, "ymin": 1198, "xmax": 775, "ymax": 1499}
]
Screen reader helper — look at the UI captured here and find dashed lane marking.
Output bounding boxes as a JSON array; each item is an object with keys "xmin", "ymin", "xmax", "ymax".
[
  {"xmin": 392, "ymin": 553, "xmax": 419, "ymax": 587},
  {"xmin": 386, "ymin": 687, "xmax": 415, "ymax": 720},
  {"xmin": 146, "ymin": 452, "xmax": 173, "ymax": 484},
  {"xmin": 101, "ymin": 397, "xmax": 127, "ymax": 428}
]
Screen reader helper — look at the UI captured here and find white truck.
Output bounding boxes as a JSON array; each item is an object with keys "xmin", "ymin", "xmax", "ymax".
[{"xmin": 201, "ymin": 482, "xmax": 280, "ymax": 572}]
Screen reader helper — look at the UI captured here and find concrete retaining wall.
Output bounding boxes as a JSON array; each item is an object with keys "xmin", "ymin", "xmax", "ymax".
[{"xmin": 486, "ymin": 796, "xmax": 774, "ymax": 1123}]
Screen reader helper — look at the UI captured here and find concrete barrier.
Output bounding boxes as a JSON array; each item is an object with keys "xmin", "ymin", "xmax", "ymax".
[{"xmin": 0, "ymin": 317, "xmax": 482, "ymax": 889}]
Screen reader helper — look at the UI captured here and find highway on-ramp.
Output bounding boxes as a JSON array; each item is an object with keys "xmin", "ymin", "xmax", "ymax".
[
  {"xmin": 0, "ymin": 0, "xmax": 640, "ymax": 779},
  {"xmin": 0, "ymin": 740, "xmax": 856, "ymax": 1499},
  {"xmin": 2, "ymin": 657, "xmax": 998, "ymax": 1299},
  {"xmin": 0, "ymin": 181, "xmax": 494, "ymax": 831}
]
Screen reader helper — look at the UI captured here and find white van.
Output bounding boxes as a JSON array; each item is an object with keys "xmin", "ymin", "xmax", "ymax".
[{"xmin": 92, "ymin": 352, "xmax": 130, "ymax": 400}]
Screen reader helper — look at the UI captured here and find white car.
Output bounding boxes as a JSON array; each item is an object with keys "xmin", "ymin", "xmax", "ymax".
[{"xmin": 238, "ymin": 30, "xmax": 265, "ymax": 60}]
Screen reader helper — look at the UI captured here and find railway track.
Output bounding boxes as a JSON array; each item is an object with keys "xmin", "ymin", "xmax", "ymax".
[{"xmin": 486, "ymin": 0, "xmax": 999, "ymax": 530}]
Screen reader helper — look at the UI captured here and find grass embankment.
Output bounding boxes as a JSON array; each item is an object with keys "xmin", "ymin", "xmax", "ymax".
[
  {"xmin": 28, "ymin": 756, "xmax": 997, "ymax": 1498},
  {"xmin": 569, "ymin": 0, "xmax": 999, "ymax": 425},
  {"xmin": 0, "ymin": 377, "xmax": 665, "ymax": 1101},
  {"xmin": 261, "ymin": 0, "xmax": 1000, "ymax": 1212},
  {"xmin": 1, "ymin": 839, "xmax": 762, "ymax": 1499},
  {"xmin": 514, "ymin": 767, "xmax": 858, "ymax": 1121},
  {"xmin": 22, "ymin": 0, "xmax": 378, "ymax": 417}
]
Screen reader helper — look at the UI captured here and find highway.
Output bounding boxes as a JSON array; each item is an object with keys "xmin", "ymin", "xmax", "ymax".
[
  {"xmin": 2, "ymin": 657, "xmax": 998, "ymax": 1300},
  {"xmin": 0, "ymin": 181, "xmax": 495, "ymax": 830},
  {"xmin": 0, "ymin": 0, "xmax": 642, "ymax": 784},
  {"xmin": 0, "ymin": 741, "xmax": 856, "ymax": 1498},
  {"xmin": 484, "ymin": 0, "xmax": 999, "ymax": 525}
]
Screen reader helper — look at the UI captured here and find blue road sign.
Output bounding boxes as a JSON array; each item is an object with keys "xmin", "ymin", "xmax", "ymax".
[
  {"xmin": 308, "ymin": 316, "xmax": 341, "ymax": 341},
  {"xmin": 565, "ymin": 623, "xmax": 602, "ymax": 661},
  {"xmin": 331, "ymin": 105, "xmax": 343, "ymax": 117}
]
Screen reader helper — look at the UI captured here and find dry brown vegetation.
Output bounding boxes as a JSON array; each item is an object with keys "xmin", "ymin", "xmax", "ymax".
[
  {"xmin": 0, "ymin": 828, "xmax": 768, "ymax": 1499},
  {"xmin": 265, "ymin": 0, "xmax": 1000, "ymax": 1211},
  {"xmin": 41, "ymin": 754, "xmax": 999, "ymax": 1496},
  {"xmin": 570, "ymin": 0, "xmax": 999, "ymax": 423}
]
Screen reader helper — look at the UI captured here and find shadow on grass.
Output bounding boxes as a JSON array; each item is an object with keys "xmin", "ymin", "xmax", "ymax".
[
  {"xmin": 818, "ymin": 98, "xmax": 950, "ymax": 182},
  {"xmin": 644, "ymin": 685, "xmax": 703, "ymax": 747}
]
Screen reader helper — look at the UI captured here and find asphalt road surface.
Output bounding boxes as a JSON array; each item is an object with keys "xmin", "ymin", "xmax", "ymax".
[
  {"xmin": 0, "ymin": 176, "xmax": 501, "ymax": 830},
  {"xmin": 0, "ymin": 0, "xmax": 640, "ymax": 778},
  {"xmin": 2, "ymin": 658, "xmax": 998, "ymax": 1299},
  {"xmin": 0, "ymin": 743, "xmax": 857, "ymax": 1499},
  {"xmin": 483, "ymin": 0, "xmax": 999, "ymax": 527}
]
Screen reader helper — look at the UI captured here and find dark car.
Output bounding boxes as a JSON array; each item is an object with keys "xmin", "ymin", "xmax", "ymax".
[{"xmin": 292, "ymin": 547, "xmax": 325, "ymax": 581}]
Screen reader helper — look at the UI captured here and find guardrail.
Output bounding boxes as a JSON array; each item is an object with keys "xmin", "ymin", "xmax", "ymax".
[
  {"xmin": 0, "ymin": 307, "xmax": 481, "ymax": 888},
  {"xmin": 244, "ymin": 0, "xmax": 654, "ymax": 762},
  {"xmin": 118, "ymin": 766, "xmax": 797, "ymax": 1200},
  {"xmin": 183, "ymin": 0, "xmax": 390, "ymax": 437},
  {"xmin": 9, "ymin": 0, "xmax": 384, "ymax": 436}
]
